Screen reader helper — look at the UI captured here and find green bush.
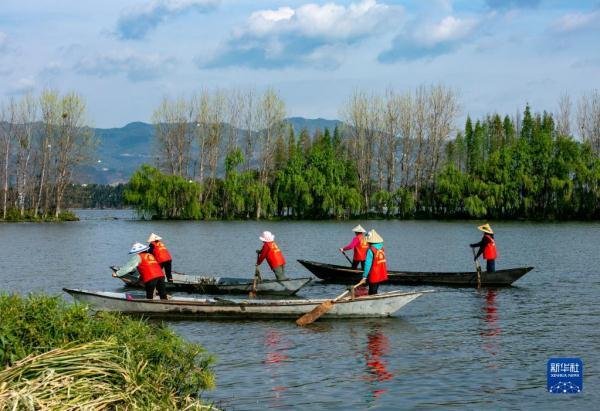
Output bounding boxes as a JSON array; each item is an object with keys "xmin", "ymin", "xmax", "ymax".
[{"xmin": 0, "ymin": 294, "xmax": 214, "ymax": 408}]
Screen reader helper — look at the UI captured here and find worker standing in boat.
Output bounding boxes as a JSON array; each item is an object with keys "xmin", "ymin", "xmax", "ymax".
[
  {"xmin": 256, "ymin": 231, "xmax": 288, "ymax": 281},
  {"xmin": 470, "ymin": 224, "xmax": 498, "ymax": 272},
  {"xmin": 358, "ymin": 229, "xmax": 388, "ymax": 295},
  {"xmin": 147, "ymin": 233, "xmax": 173, "ymax": 283},
  {"xmin": 339, "ymin": 224, "xmax": 369, "ymax": 269},
  {"xmin": 113, "ymin": 242, "xmax": 168, "ymax": 299}
]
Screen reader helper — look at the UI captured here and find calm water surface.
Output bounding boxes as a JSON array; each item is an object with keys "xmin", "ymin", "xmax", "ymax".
[{"xmin": 1, "ymin": 210, "xmax": 598, "ymax": 410}]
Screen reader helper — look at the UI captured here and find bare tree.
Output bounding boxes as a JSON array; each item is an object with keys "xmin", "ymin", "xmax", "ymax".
[
  {"xmin": 36, "ymin": 90, "xmax": 60, "ymax": 217},
  {"xmin": 14, "ymin": 93, "xmax": 37, "ymax": 216},
  {"xmin": 577, "ymin": 90, "xmax": 600, "ymax": 153},
  {"xmin": 242, "ymin": 90, "xmax": 257, "ymax": 171},
  {"xmin": 342, "ymin": 90, "xmax": 371, "ymax": 211},
  {"xmin": 153, "ymin": 96, "xmax": 193, "ymax": 178},
  {"xmin": 413, "ymin": 85, "xmax": 427, "ymax": 199},
  {"xmin": 0, "ymin": 99, "xmax": 16, "ymax": 219},
  {"xmin": 556, "ymin": 92, "xmax": 572, "ymax": 137},
  {"xmin": 255, "ymin": 88, "xmax": 286, "ymax": 218},
  {"xmin": 382, "ymin": 88, "xmax": 401, "ymax": 191},
  {"xmin": 426, "ymin": 84, "xmax": 459, "ymax": 182},
  {"xmin": 398, "ymin": 91, "xmax": 414, "ymax": 187},
  {"xmin": 52, "ymin": 92, "xmax": 95, "ymax": 217}
]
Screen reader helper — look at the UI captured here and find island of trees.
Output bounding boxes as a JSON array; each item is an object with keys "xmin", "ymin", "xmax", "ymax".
[
  {"xmin": 125, "ymin": 86, "xmax": 600, "ymax": 220},
  {"xmin": 1, "ymin": 86, "xmax": 599, "ymax": 221}
]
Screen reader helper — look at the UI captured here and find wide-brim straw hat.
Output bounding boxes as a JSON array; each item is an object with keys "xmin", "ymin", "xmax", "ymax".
[
  {"xmin": 129, "ymin": 242, "xmax": 149, "ymax": 254},
  {"xmin": 477, "ymin": 224, "xmax": 494, "ymax": 234},
  {"xmin": 147, "ymin": 233, "xmax": 162, "ymax": 243},
  {"xmin": 366, "ymin": 229, "xmax": 384, "ymax": 244},
  {"xmin": 259, "ymin": 231, "xmax": 275, "ymax": 242},
  {"xmin": 352, "ymin": 224, "xmax": 366, "ymax": 233}
]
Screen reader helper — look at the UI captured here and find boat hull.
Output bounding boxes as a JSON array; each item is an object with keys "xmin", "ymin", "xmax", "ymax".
[
  {"xmin": 298, "ymin": 260, "xmax": 533, "ymax": 287},
  {"xmin": 118, "ymin": 272, "xmax": 312, "ymax": 296},
  {"xmin": 63, "ymin": 288, "xmax": 431, "ymax": 320}
]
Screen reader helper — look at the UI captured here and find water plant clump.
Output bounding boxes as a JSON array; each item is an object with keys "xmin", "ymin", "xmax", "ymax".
[{"xmin": 0, "ymin": 294, "xmax": 215, "ymax": 409}]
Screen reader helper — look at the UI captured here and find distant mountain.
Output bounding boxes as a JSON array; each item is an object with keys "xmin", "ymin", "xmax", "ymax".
[
  {"xmin": 286, "ymin": 117, "xmax": 342, "ymax": 136},
  {"xmin": 80, "ymin": 117, "xmax": 340, "ymax": 184}
]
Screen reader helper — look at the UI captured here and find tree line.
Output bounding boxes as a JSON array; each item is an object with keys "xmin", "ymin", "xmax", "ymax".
[
  {"xmin": 0, "ymin": 91, "xmax": 95, "ymax": 221},
  {"xmin": 125, "ymin": 86, "xmax": 600, "ymax": 220}
]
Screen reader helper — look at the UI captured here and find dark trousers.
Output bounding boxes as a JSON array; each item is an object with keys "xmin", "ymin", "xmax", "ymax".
[
  {"xmin": 145, "ymin": 277, "xmax": 167, "ymax": 299},
  {"xmin": 486, "ymin": 259, "xmax": 496, "ymax": 273},
  {"xmin": 160, "ymin": 260, "xmax": 173, "ymax": 282},
  {"xmin": 351, "ymin": 260, "xmax": 365, "ymax": 270},
  {"xmin": 368, "ymin": 282, "xmax": 380, "ymax": 295},
  {"xmin": 273, "ymin": 265, "xmax": 287, "ymax": 281}
]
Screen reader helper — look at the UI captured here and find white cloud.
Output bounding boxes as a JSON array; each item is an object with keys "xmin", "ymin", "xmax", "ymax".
[
  {"xmin": 379, "ymin": 15, "xmax": 480, "ymax": 62},
  {"xmin": 202, "ymin": 0, "xmax": 402, "ymax": 69},
  {"xmin": 75, "ymin": 50, "xmax": 176, "ymax": 82},
  {"xmin": 8, "ymin": 77, "xmax": 35, "ymax": 95},
  {"xmin": 116, "ymin": 0, "xmax": 219, "ymax": 40},
  {"xmin": 552, "ymin": 10, "xmax": 600, "ymax": 34}
]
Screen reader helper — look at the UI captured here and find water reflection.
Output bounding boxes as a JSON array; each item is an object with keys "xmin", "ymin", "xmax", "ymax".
[
  {"xmin": 480, "ymin": 289, "xmax": 502, "ymax": 367},
  {"xmin": 263, "ymin": 329, "xmax": 290, "ymax": 408},
  {"xmin": 363, "ymin": 324, "xmax": 394, "ymax": 402}
]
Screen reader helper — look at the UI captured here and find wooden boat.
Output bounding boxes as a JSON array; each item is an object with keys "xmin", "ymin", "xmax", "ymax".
[
  {"xmin": 116, "ymin": 271, "xmax": 312, "ymax": 296},
  {"xmin": 63, "ymin": 288, "xmax": 432, "ymax": 320},
  {"xmin": 298, "ymin": 260, "xmax": 534, "ymax": 287}
]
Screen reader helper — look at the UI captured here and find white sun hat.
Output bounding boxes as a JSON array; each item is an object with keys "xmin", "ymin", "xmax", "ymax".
[
  {"xmin": 147, "ymin": 233, "xmax": 162, "ymax": 243},
  {"xmin": 259, "ymin": 231, "xmax": 275, "ymax": 242},
  {"xmin": 366, "ymin": 229, "xmax": 384, "ymax": 244},
  {"xmin": 352, "ymin": 224, "xmax": 366, "ymax": 233},
  {"xmin": 129, "ymin": 242, "xmax": 149, "ymax": 254}
]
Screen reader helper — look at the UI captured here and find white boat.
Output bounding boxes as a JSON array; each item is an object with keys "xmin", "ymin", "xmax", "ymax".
[{"xmin": 63, "ymin": 288, "xmax": 432, "ymax": 320}]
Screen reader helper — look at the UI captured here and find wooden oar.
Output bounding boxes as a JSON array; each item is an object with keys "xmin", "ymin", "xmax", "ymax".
[
  {"xmin": 341, "ymin": 249, "xmax": 353, "ymax": 265},
  {"xmin": 249, "ymin": 266, "xmax": 261, "ymax": 299},
  {"xmin": 472, "ymin": 247, "xmax": 482, "ymax": 289},
  {"xmin": 296, "ymin": 280, "xmax": 364, "ymax": 326}
]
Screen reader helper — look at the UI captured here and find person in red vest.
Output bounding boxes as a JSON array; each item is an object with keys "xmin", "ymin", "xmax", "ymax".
[
  {"xmin": 147, "ymin": 233, "xmax": 173, "ymax": 283},
  {"xmin": 339, "ymin": 224, "xmax": 369, "ymax": 269},
  {"xmin": 256, "ymin": 231, "xmax": 287, "ymax": 281},
  {"xmin": 470, "ymin": 223, "xmax": 498, "ymax": 272},
  {"xmin": 113, "ymin": 242, "xmax": 167, "ymax": 299},
  {"xmin": 357, "ymin": 229, "xmax": 388, "ymax": 295}
]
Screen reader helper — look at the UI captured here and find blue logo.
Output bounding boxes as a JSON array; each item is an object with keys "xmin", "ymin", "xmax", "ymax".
[{"xmin": 547, "ymin": 358, "xmax": 583, "ymax": 393}]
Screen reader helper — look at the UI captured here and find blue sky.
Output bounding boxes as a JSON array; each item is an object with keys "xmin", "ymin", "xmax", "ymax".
[{"xmin": 1, "ymin": 0, "xmax": 599, "ymax": 127}]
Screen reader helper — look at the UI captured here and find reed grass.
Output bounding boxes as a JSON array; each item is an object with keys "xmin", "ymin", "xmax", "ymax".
[{"xmin": 0, "ymin": 294, "xmax": 215, "ymax": 409}]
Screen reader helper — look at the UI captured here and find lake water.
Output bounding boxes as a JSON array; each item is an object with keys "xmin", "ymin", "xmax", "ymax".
[{"xmin": 1, "ymin": 210, "xmax": 598, "ymax": 410}]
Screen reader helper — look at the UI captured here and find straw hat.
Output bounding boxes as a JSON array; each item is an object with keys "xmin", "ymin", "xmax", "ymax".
[
  {"xmin": 352, "ymin": 224, "xmax": 367, "ymax": 233},
  {"xmin": 259, "ymin": 231, "xmax": 275, "ymax": 242},
  {"xmin": 366, "ymin": 229, "xmax": 384, "ymax": 244},
  {"xmin": 129, "ymin": 242, "xmax": 149, "ymax": 254},
  {"xmin": 477, "ymin": 224, "xmax": 494, "ymax": 234},
  {"xmin": 147, "ymin": 233, "xmax": 162, "ymax": 243}
]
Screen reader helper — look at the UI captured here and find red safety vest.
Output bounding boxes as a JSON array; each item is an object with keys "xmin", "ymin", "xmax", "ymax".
[
  {"xmin": 483, "ymin": 235, "xmax": 497, "ymax": 260},
  {"xmin": 137, "ymin": 252, "xmax": 165, "ymax": 283},
  {"xmin": 368, "ymin": 246, "xmax": 388, "ymax": 284},
  {"xmin": 151, "ymin": 240, "xmax": 172, "ymax": 263},
  {"xmin": 265, "ymin": 242, "xmax": 286, "ymax": 269},
  {"xmin": 354, "ymin": 233, "xmax": 369, "ymax": 262}
]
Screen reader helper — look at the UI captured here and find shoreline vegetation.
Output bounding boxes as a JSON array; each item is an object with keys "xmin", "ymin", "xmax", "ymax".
[
  {"xmin": 0, "ymin": 294, "xmax": 215, "ymax": 409},
  {"xmin": 2, "ymin": 87, "xmax": 600, "ymax": 222}
]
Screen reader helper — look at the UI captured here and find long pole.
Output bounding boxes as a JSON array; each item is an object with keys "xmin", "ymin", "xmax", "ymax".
[{"xmin": 472, "ymin": 247, "xmax": 482, "ymax": 289}]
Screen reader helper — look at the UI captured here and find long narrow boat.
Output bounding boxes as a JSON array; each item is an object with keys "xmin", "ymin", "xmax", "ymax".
[
  {"xmin": 116, "ymin": 271, "xmax": 312, "ymax": 296},
  {"xmin": 298, "ymin": 260, "xmax": 534, "ymax": 287},
  {"xmin": 63, "ymin": 288, "xmax": 432, "ymax": 320}
]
